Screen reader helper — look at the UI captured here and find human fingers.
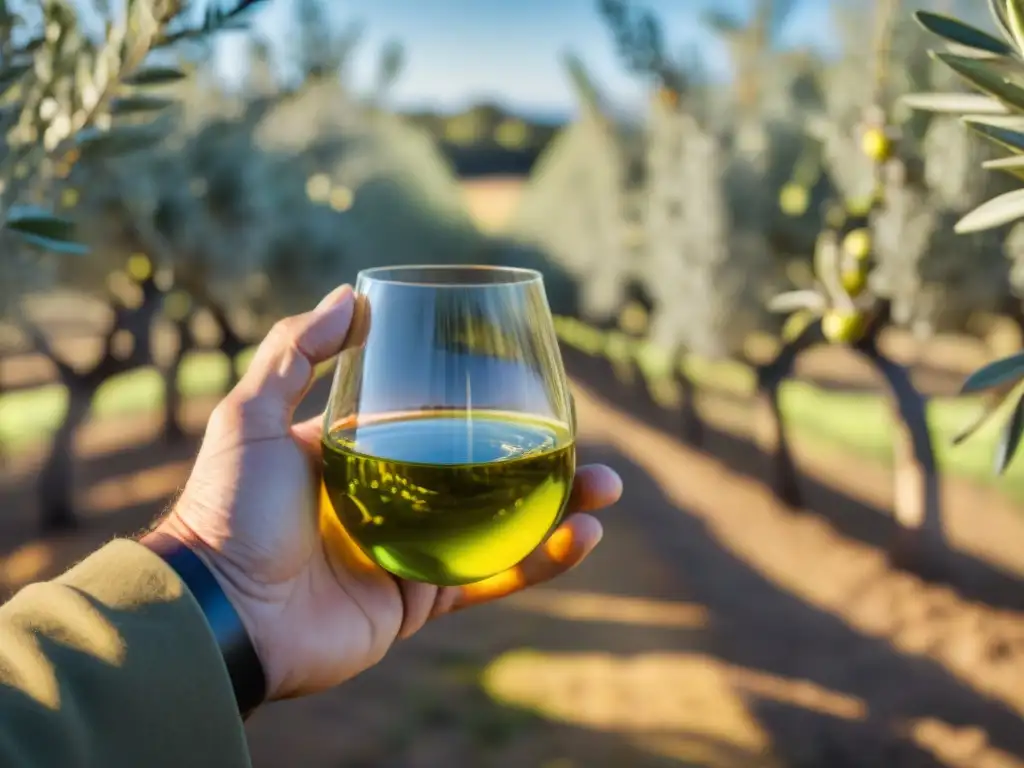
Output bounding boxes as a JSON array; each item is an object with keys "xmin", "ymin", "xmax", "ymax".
[
  {"xmin": 231, "ymin": 286, "xmax": 355, "ymax": 425},
  {"xmin": 563, "ymin": 463, "xmax": 623, "ymax": 517},
  {"xmin": 292, "ymin": 412, "xmax": 326, "ymax": 459},
  {"xmin": 288, "ymin": 294, "xmax": 373, "ymax": 450},
  {"xmin": 396, "ymin": 581, "xmax": 439, "ymax": 640}
]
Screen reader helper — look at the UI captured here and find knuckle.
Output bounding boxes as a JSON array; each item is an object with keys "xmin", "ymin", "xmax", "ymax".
[
  {"xmin": 207, "ymin": 396, "xmax": 242, "ymax": 431},
  {"xmin": 266, "ymin": 317, "xmax": 301, "ymax": 348},
  {"xmin": 208, "ymin": 392, "xmax": 280, "ymax": 441}
]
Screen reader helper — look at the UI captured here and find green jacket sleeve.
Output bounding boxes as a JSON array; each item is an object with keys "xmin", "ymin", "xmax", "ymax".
[{"xmin": 0, "ymin": 538, "xmax": 252, "ymax": 768}]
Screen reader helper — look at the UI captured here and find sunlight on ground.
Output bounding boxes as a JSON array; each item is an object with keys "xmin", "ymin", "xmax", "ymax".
[
  {"xmin": 507, "ymin": 588, "xmax": 708, "ymax": 629},
  {"xmin": 0, "ymin": 542, "xmax": 54, "ymax": 589},
  {"xmin": 630, "ymin": 734, "xmax": 780, "ymax": 768},
  {"xmin": 572, "ymin": 382, "xmax": 1024, "ymax": 730},
  {"xmin": 909, "ymin": 718, "xmax": 1020, "ymax": 768},
  {"xmin": 480, "ymin": 648, "xmax": 1021, "ymax": 767},
  {"xmin": 726, "ymin": 667, "xmax": 864, "ymax": 721},
  {"xmin": 481, "ymin": 649, "xmax": 776, "ymax": 764},
  {"xmin": 461, "ymin": 177, "xmax": 525, "ymax": 233},
  {"xmin": 82, "ymin": 461, "xmax": 193, "ymax": 517}
]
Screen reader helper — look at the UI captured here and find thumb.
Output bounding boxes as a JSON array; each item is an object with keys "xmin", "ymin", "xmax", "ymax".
[{"xmin": 234, "ymin": 285, "xmax": 355, "ymax": 422}]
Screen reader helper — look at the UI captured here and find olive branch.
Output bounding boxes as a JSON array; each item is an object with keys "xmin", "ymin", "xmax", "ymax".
[{"xmin": 902, "ymin": 0, "xmax": 1024, "ymax": 473}]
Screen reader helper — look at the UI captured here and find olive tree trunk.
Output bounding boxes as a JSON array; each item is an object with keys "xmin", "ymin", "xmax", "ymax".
[
  {"xmin": 162, "ymin": 316, "xmax": 194, "ymax": 444},
  {"xmin": 0, "ymin": 355, "xmax": 6, "ymax": 470},
  {"xmin": 37, "ymin": 380, "xmax": 93, "ymax": 531},
  {"xmin": 753, "ymin": 316, "xmax": 945, "ymax": 574},
  {"xmin": 675, "ymin": 352, "xmax": 703, "ymax": 447},
  {"xmin": 753, "ymin": 322, "xmax": 822, "ymax": 509},
  {"xmin": 27, "ymin": 279, "xmax": 161, "ymax": 532},
  {"xmin": 631, "ymin": 358, "xmax": 653, "ymax": 406},
  {"xmin": 207, "ymin": 300, "xmax": 247, "ymax": 391},
  {"xmin": 856, "ymin": 334, "xmax": 945, "ymax": 574}
]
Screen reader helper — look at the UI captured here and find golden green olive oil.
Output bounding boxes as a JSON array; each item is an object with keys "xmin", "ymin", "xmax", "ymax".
[{"xmin": 321, "ymin": 411, "xmax": 575, "ymax": 586}]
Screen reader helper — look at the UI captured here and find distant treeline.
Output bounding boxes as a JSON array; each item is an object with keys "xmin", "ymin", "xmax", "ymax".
[
  {"xmin": 402, "ymin": 102, "xmax": 563, "ymax": 177},
  {"xmin": 436, "ymin": 145, "xmax": 542, "ymax": 178}
]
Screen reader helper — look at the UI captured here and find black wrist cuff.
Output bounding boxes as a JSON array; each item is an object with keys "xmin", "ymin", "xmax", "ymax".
[{"xmin": 148, "ymin": 538, "xmax": 267, "ymax": 719}]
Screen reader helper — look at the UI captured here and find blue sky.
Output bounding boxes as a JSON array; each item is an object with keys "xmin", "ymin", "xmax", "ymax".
[{"xmin": 212, "ymin": 0, "xmax": 840, "ymax": 117}]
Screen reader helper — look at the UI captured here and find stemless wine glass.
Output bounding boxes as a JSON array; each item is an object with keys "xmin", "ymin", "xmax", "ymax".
[{"xmin": 320, "ymin": 265, "xmax": 577, "ymax": 587}]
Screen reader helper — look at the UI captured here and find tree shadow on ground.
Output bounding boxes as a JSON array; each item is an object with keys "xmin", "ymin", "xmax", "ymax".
[
  {"xmin": 561, "ymin": 347, "xmax": 1024, "ymax": 615},
  {"xmin": 251, "ymin": 442, "xmax": 1023, "ymax": 767},
  {"xmin": 795, "ymin": 363, "xmax": 963, "ymax": 397},
  {"xmin": 554, "ymin": 445, "xmax": 1024, "ymax": 766},
  {"xmin": 0, "ymin": 380, "xmax": 779, "ymax": 767},
  {"xmin": 248, "ymin": 658, "xmax": 763, "ymax": 768},
  {"xmin": 1, "ymin": 368, "xmax": 1022, "ymax": 766}
]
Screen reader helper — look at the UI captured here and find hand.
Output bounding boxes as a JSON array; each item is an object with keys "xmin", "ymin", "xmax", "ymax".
[{"xmin": 143, "ymin": 285, "xmax": 622, "ymax": 702}]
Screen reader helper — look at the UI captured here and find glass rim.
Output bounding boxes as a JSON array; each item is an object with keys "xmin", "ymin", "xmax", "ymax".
[{"xmin": 357, "ymin": 264, "xmax": 543, "ymax": 288}]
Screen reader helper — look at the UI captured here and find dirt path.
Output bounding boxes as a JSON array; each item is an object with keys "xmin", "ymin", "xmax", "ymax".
[
  {"xmin": 2, "ymin": 377, "xmax": 1024, "ymax": 766},
  {"xmin": 565, "ymin": 348, "xmax": 1024, "ymax": 592},
  {"xmin": 570, "ymin": 381, "xmax": 1024, "ymax": 768}
]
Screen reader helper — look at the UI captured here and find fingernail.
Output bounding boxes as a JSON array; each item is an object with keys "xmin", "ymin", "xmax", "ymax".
[
  {"xmin": 605, "ymin": 469, "xmax": 623, "ymax": 500},
  {"xmin": 316, "ymin": 285, "xmax": 354, "ymax": 312}
]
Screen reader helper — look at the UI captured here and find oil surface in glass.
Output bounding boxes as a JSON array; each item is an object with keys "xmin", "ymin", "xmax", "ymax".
[{"xmin": 321, "ymin": 410, "xmax": 575, "ymax": 586}]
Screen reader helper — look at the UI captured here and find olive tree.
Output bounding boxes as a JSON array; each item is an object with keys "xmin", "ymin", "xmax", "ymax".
[
  {"xmin": 72, "ymin": 0, "xmax": 572, "ymax": 450},
  {"xmin": 756, "ymin": 0, "xmax": 975, "ymax": 575},
  {"xmin": 2, "ymin": 0, "xmax": 268, "ymax": 530},
  {"xmin": 69, "ymin": 87, "xmax": 298, "ymax": 445},
  {"xmin": 595, "ymin": 0, "xmax": 799, "ymax": 441},
  {"xmin": 511, "ymin": 52, "xmax": 636, "ymax": 326},
  {"xmin": 61, "ymin": 0, "xmax": 436, "ymax": 436}
]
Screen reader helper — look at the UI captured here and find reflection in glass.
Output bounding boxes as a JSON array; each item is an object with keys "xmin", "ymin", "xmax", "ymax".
[{"xmin": 321, "ymin": 266, "xmax": 576, "ymax": 586}]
